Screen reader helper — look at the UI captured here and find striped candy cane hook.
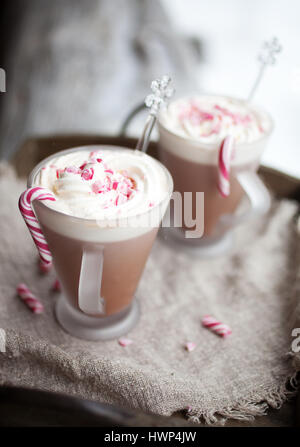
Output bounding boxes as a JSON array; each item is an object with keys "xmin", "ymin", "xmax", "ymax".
[
  {"xmin": 19, "ymin": 187, "xmax": 56, "ymax": 264},
  {"xmin": 217, "ymin": 136, "xmax": 235, "ymax": 197}
]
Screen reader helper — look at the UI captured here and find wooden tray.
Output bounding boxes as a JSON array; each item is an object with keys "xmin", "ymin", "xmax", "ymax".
[{"xmin": 9, "ymin": 134, "xmax": 300, "ymax": 427}]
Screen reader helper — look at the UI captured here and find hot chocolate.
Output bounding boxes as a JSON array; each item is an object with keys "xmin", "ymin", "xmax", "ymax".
[
  {"xmin": 158, "ymin": 95, "xmax": 272, "ymax": 242},
  {"xmin": 29, "ymin": 146, "xmax": 173, "ymax": 338}
]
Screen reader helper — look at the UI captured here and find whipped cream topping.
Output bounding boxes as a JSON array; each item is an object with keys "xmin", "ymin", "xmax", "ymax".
[
  {"xmin": 159, "ymin": 95, "xmax": 271, "ymax": 144},
  {"xmin": 34, "ymin": 149, "xmax": 170, "ymax": 220}
]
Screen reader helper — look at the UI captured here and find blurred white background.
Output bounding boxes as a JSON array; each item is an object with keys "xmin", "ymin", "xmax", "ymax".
[
  {"xmin": 1, "ymin": 0, "xmax": 299, "ymax": 179},
  {"xmin": 162, "ymin": 0, "xmax": 300, "ymax": 178}
]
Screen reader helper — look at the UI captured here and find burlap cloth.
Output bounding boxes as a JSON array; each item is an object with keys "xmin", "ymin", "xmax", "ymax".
[{"xmin": 0, "ymin": 162, "xmax": 299, "ymax": 424}]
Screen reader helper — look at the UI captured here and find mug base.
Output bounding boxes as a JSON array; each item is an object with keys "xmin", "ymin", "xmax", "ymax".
[
  {"xmin": 159, "ymin": 227, "xmax": 233, "ymax": 258},
  {"xmin": 55, "ymin": 296, "xmax": 140, "ymax": 341}
]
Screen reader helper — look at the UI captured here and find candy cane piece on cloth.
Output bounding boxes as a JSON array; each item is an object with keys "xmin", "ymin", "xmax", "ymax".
[
  {"xmin": 19, "ymin": 187, "xmax": 56, "ymax": 265},
  {"xmin": 218, "ymin": 136, "xmax": 235, "ymax": 197},
  {"xmin": 17, "ymin": 283, "xmax": 44, "ymax": 314},
  {"xmin": 52, "ymin": 279, "xmax": 61, "ymax": 292},
  {"xmin": 202, "ymin": 315, "xmax": 232, "ymax": 338},
  {"xmin": 118, "ymin": 337, "xmax": 133, "ymax": 347}
]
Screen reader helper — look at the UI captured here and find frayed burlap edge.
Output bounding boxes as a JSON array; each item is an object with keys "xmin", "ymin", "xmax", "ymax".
[{"xmin": 187, "ymin": 355, "xmax": 299, "ymax": 425}]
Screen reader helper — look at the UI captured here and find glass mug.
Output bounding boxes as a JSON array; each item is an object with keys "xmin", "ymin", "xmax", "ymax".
[
  {"xmin": 27, "ymin": 146, "xmax": 173, "ymax": 340},
  {"xmin": 157, "ymin": 96, "xmax": 273, "ymax": 255}
]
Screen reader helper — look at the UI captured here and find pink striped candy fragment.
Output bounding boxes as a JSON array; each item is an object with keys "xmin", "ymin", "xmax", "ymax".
[
  {"xmin": 19, "ymin": 187, "xmax": 56, "ymax": 265},
  {"xmin": 39, "ymin": 259, "xmax": 52, "ymax": 274},
  {"xmin": 52, "ymin": 279, "xmax": 61, "ymax": 292},
  {"xmin": 202, "ymin": 315, "xmax": 232, "ymax": 338},
  {"xmin": 185, "ymin": 342, "xmax": 196, "ymax": 352},
  {"xmin": 217, "ymin": 136, "xmax": 235, "ymax": 197},
  {"xmin": 81, "ymin": 167, "xmax": 94, "ymax": 181},
  {"xmin": 118, "ymin": 337, "xmax": 133, "ymax": 347},
  {"xmin": 17, "ymin": 283, "xmax": 44, "ymax": 314}
]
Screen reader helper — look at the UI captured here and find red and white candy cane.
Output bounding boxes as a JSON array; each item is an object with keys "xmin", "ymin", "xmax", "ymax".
[
  {"xmin": 218, "ymin": 136, "xmax": 235, "ymax": 197},
  {"xmin": 202, "ymin": 315, "xmax": 232, "ymax": 338},
  {"xmin": 19, "ymin": 187, "xmax": 56, "ymax": 265},
  {"xmin": 17, "ymin": 283, "xmax": 44, "ymax": 314}
]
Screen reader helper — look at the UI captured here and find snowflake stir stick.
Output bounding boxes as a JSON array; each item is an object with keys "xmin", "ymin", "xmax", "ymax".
[
  {"xmin": 136, "ymin": 75, "xmax": 174, "ymax": 153},
  {"xmin": 248, "ymin": 37, "xmax": 282, "ymax": 102}
]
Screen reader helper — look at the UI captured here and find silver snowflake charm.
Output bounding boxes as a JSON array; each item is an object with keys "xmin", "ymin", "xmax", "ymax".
[
  {"xmin": 145, "ymin": 75, "xmax": 174, "ymax": 116},
  {"xmin": 258, "ymin": 37, "xmax": 282, "ymax": 66}
]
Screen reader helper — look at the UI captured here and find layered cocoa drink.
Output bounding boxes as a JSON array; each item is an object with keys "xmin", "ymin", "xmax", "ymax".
[
  {"xmin": 158, "ymin": 95, "xmax": 273, "ymax": 242},
  {"xmin": 29, "ymin": 146, "xmax": 172, "ymax": 339},
  {"xmin": 38, "ymin": 224, "xmax": 158, "ymax": 316}
]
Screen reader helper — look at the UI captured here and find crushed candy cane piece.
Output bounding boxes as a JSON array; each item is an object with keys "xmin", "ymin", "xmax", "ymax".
[
  {"xmin": 185, "ymin": 342, "xmax": 196, "ymax": 352},
  {"xmin": 52, "ymin": 151, "xmax": 138, "ymax": 212},
  {"xmin": 52, "ymin": 279, "xmax": 61, "ymax": 292},
  {"xmin": 118, "ymin": 337, "xmax": 133, "ymax": 347},
  {"xmin": 65, "ymin": 166, "xmax": 81, "ymax": 174},
  {"xmin": 56, "ymin": 169, "xmax": 64, "ymax": 179},
  {"xmin": 17, "ymin": 283, "xmax": 44, "ymax": 314},
  {"xmin": 81, "ymin": 167, "xmax": 94, "ymax": 181},
  {"xmin": 92, "ymin": 180, "xmax": 103, "ymax": 194},
  {"xmin": 202, "ymin": 315, "xmax": 232, "ymax": 338},
  {"xmin": 39, "ymin": 259, "xmax": 52, "ymax": 274}
]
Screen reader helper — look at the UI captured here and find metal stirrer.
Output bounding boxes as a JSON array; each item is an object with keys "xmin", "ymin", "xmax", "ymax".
[
  {"xmin": 248, "ymin": 37, "xmax": 282, "ymax": 102},
  {"xmin": 136, "ymin": 75, "xmax": 174, "ymax": 153}
]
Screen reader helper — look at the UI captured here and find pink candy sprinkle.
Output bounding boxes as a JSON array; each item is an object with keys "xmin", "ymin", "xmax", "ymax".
[
  {"xmin": 81, "ymin": 167, "xmax": 94, "ymax": 181},
  {"xmin": 149, "ymin": 202, "xmax": 154, "ymax": 208},
  {"xmin": 52, "ymin": 279, "xmax": 61, "ymax": 292},
  {"xmin": 89, "ymin": 151, "xmax": 101, "ymax": 159},
  {"xmin": 89, "ymin": 157, "xmax": 103, "ymax": 164},
  {"xmin": 79, "ymin": 162, "xmax": 88, "ymax": 170},
  {"xmin": 58, "ymin": 154, "xmax": 138, "ymax": 209},
  {"xmin": 179, "ymin": 102, "xmax": 254, "ymax": 137},
  {"xmin": 92, "ymin": 181, "xmax": 103, "ymax": 194},
  {"xmin": 185, "ymin": 342, "xmax": 196, "ymax": 352},
  {"xmin": 115, "ymin": 194, "xmax": 127, "ymax": 206},
  {"xmin": 118, "ymin": 337, "xmax": 133, "ymax": 347},
  {"xmin": 179, "ymin": 104, "xmax": 214, "ymax": 125},
  {"xmin": 65, "ymin": 166, "xmax": 81, "ymax": 174},
  {"xmin": 214, "ymin": 104, "xmax": 252, "ymax": 126},
  {"xmin": 39, "ymin": 259, "xmax": 52, "ymax": 274},
  {"xmin": 56, "ymin": 169, "xmax": 64, "ymax": 179}
]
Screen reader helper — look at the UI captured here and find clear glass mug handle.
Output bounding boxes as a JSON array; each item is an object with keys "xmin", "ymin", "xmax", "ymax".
[
  {"xmin": 218, "ymin": 170, "xmax": 271, "ymax": 230},
  {"xmin": 78, "ymin": 245, "xmax": 106, "ymax": 315}
]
